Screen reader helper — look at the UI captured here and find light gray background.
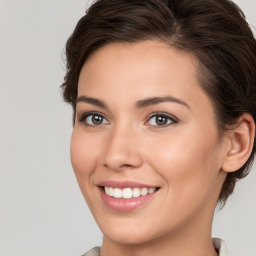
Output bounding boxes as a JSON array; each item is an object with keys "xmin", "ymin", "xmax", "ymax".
[{"xmin": 0, "ymin": 0, "xmax": 255, "ymax": 255}]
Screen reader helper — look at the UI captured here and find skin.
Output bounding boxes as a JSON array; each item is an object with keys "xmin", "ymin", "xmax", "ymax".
[{"xmin": 70, "ymin": 40, "xmax": 253, "ymax": 256}]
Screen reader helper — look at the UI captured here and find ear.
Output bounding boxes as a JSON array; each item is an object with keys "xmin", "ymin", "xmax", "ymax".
[{"xmin": 221, "ymin": 114, "xmax": 255, "ymax": 173}]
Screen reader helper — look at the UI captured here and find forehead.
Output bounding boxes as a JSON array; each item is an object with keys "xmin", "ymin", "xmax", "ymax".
[
  {"xmin": 79, "ymin": 41, "xmax": 198, "ymax": 92},
  {"xmin": 77, "ymin": 40, "xmax": 212, "ymax": 114}
]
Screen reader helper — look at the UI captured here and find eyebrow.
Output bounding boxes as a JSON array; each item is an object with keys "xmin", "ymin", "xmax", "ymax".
[
  {"xmin": 136, "ymin": 96, "xmax": 190, "ymax": 109},
  {"xmin": 76, "ymin": 95, "xmax": 108, "ymax": 109},
  {"xmin": 76, "ymin": 95, "xmax": 190, "ymax": 109}
]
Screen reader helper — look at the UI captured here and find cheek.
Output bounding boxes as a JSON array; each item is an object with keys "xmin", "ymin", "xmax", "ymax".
[
  {"xmin": 146, "ymin": 126, "xmax": 222, "ymax": 205},
  {"xmin": 70, "ymin": 128, "xmax": 106, "ymax": 215},
  {"xmin": 70, "ymin": 129, "xmax": 99, "ymax": 185}
]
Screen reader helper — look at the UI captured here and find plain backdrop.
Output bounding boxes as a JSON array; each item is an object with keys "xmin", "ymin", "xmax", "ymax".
[{"xmin": 0, "ymin": 0, "xmax": 255, "ymax": 255}]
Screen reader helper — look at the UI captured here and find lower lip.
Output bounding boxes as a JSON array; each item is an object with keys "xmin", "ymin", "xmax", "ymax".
[{"xmin": 99, "ymin": 188, "xmax": 158, "ymax": 212}]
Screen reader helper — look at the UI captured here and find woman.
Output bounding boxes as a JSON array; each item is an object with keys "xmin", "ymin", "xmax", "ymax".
[{"xmin": 61, "ymin": 0, "xmax": 256, "ymax": 255}]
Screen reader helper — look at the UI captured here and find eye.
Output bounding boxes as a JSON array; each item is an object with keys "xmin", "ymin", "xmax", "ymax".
[
  {"xmin": 147, "ymin": 113, "xmax": 177, "ymax": 127},
  {"xmin": 78, "ymin": 112, "xmax": 109, "ymax": 127}
]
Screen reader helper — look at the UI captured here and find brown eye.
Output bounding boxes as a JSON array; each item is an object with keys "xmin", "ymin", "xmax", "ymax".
[
  {"xmin": 155, "ymin": 115, "xmax": 168, "ymax": 125},
  {"xmin": 90, "ymin": 114, "xmax": 104, "ymax": 125},
  {"xmin": 148, "ymin": 114, "xmax": 176, "ymax": 127},
  {"xmin": 81, "ymin": 113, "xmax": 109, "ymax": 126}
]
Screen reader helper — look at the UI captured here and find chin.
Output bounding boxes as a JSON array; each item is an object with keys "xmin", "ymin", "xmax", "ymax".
[
  {"xmin": 98, "ymin": 218, "xmax": 156, "ymax": 245},
  {"xmin": 103, "ymin": 229, "xmax": 155, "ymax": 245}
]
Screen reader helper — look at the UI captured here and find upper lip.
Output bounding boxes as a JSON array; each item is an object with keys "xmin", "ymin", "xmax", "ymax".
[{"xmin": 98, "ymin": 180, "xmax": 160, "ymax": 189}]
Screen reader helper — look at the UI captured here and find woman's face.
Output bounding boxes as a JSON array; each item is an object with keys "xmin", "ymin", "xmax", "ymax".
[{"xmin": 71, "ymin": 41, "xmax": 228, "ymax": 245}]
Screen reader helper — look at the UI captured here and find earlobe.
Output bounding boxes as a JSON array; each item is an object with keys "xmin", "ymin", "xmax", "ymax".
[{"xmin": 221, "ymin": 114, "xmax": 255, "ymax": 173}]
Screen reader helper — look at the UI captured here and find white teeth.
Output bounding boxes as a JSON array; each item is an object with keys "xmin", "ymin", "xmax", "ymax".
[
  {"xmin": 122, "ymin": 188, "xmax": 133, "ymax": 199},
  {"xmin": 140, "ymin": 188, "xmax": 148, "ymax": 196},
  {"xmin": 132, "ymin": 188, "xmax": 141, "ymax": 198},
  {"xmin": 113, "ymin": 188, "xmax": 122, "ymax": 198},
  {"xmin": 149, "ymin": 188, "xmax": 156, "ymax": 194},
  {"xmin": 104, "ymin": 186, "xmax": 157, "ymax": 199},
  {"xmin": 104, "ymin": 187, "xmax": 109, "ymax": 194},
  {"xmin": 109, "ymin": 187, "xmax": 114, "ymax": 196}
]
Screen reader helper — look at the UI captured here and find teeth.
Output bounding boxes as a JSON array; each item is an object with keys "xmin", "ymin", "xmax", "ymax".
[
  {"xmin": 109, "ymin": 187, "xmax": 114, "ymax": 196},
  {"xmin": 104, "ymin": 187, "xmax": 156, "ymax": 199},
  {"xmin": 149, "ymin": 188, "xmax": 155, "ymax": 194},
  {"xmin": 140, "ymin": 188, "xmax": 148, "ymax": 196},
  {"xmin": 122, "ymin": 188, "xmax": 133, "ymax": 199},
  {"xmin": 104, "ymin": 187, "xmax": 109, "ymax": 195},
  {"xmin": 113, "ymin": 188, "xmax": 122, "ymax": 198},
  {"xmin": 132, "ymin": 188, "xmax": 140, "ymax": 198}
]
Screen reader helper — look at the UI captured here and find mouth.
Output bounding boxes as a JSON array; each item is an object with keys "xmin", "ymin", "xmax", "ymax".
[
  {"xmin": 97, "ymin": 181, "xmax": 160, "ymax": 211},
  {"xmin": 102, "ymin": 186, "xmax": 158, "ymax": 199}
]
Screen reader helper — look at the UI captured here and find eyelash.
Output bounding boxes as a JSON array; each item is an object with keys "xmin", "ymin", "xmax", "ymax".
[
  {"xmin": 78, "ymin": 112, "xmax": 109, "ymax": 127},
  {"xmin": 145, "ymin": 112, "xmax": 178, "ymax": 129},
  {"xmin": 78, "ymin": 112, "xmax": 178, "ymax": 128}
]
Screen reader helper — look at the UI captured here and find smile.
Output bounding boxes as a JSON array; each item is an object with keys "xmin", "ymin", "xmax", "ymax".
[
  {"xmin": 104, "ymin": 187, "xmax": 156, "ymax": 199},
  {"xmin": 98, "ymin": 181, "xmax": 160, "ymax": 211}
]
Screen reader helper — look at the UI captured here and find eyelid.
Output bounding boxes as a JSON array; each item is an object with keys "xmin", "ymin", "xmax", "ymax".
[
  {"xmin": 145, "ymin": 112, "xmax": 178, "ymax": 127},
  {"xmin": 77, "ymin": 111, "xmax": 177, "ymax": 128},
  {"xmin": 77, "ymin": 111, "xmax": 110, "ymax": 126}
]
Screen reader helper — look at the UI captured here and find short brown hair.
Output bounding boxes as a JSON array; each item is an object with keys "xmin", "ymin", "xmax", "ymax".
[{"xmin": 61, "ymin": 0, "xmax": 256, "ymax": 205}]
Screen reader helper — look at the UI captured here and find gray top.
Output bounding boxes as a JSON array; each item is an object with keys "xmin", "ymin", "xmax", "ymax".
[
  {"xmin": 82, "ymin": 246, "xmax": 101, "ymax": 256},
  {"xmin": 82, "ymin": 238, "xmax": 229, "ymax": 256}
]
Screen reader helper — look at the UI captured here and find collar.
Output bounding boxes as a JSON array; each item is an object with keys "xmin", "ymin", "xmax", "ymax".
[{"xmin": 213, "ymin": 238, "xmax": 229, "ymax": 256}]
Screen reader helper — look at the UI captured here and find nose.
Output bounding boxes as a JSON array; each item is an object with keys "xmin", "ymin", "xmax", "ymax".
[{"xmin": 103, "ymin": 125, "xmax": 143, "ymax": 171}]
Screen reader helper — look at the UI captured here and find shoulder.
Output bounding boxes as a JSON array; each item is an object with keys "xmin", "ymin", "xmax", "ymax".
[
  {"xmin": 213, "ymin": 238, "xmax": 229, "ymax": 256},
  {"xmin": 81, "ymin": 246, "xmax": 101, "ymax": 256}
]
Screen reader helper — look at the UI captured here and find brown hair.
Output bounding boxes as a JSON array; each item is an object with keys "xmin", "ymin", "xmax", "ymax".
[{"xmin": 61, "ymin": 0, "xmax": 256, "ymax": 205}]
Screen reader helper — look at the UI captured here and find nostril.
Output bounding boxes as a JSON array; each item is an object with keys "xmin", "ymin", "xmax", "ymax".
[{"xmin": 121, "ymin": 164, "xmax": 134, "ymax": 168}]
